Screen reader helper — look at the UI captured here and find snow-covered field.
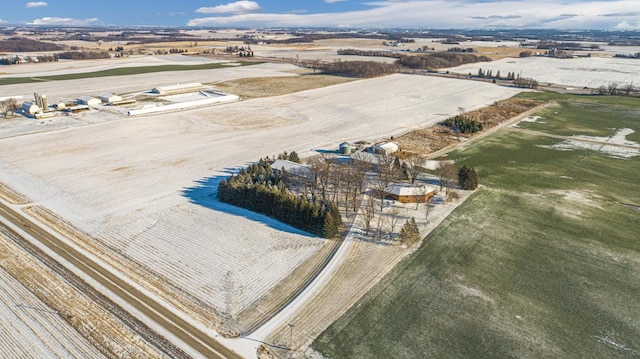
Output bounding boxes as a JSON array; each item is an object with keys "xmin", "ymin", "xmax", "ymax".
[
  {"xmin": 0, "ymin": 73, "xmax": 524, "ymax": 322},
  {"xmin": 0, "ymin": 54, "xmax": 227, "ymax": 77},
  {"xmin": 1, "ymin": 62, "xmax": 299, "ymax": 103},
  {"xmin": 445, "ymin": 56, "xmax": 640, "ymax": 88},
  {"xmin": 0, "ymin": 268, "xmax": 105, "ymax": 358}
]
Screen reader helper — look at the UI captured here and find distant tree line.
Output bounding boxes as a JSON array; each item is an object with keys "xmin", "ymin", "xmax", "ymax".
[
  {"xmin": 337, "ymin": 49, "xmax": 400, "ymax": 58},
  {"xmin": 0, "ymin": 37, "xmax": 64, "ymax": 52},
  {"xmin": 614, "ymin": 53, "xmax": 640, "ymax": 59},
  {"xmin": 513, "ymin": 77, "xmax": 539, "ymax": 89},
  {"xmin": 54, "ymin": 51, "xmax": 111, "ymax": 60},
  {"xmin": 314, "ymin": 60, "xmax": 397, "ymax": 78},
  {"xmin": 593, "ymin": 82, "xmax": 639, "ymax": 97},
  {"xmin": 396, "ymin": 53, "xmax": 492, "ymax": 70},
  {"xmin": 535, "ymin": 41, "xmax": 600, "ymax": 51},
  {"xmin": 217, "ymin": 158, "xmax": 342, "ymax": 238},
  {"xmin": 447, "ymin": 47, "xmax": 476, "ymax": 53},
  {"xmin": 336, "ymin": 50, "xmax": 491, "ymax": 71}
]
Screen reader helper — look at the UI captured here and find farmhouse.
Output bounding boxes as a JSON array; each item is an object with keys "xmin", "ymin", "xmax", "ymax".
[
  {"xmin": 271, "ymin": 159, "xmax": 313, "ymax": 179},
  {"xmin": 151, "ymin": 83, "xmax": 204, "ymax": 95},
  {"xmin": 384, "ymin": 183, "xmax": 435, "ymax": 203},
  {"xmin": 77, "ymin": 96, "xmax": 101, "ymax": 106},
  {"xmin": 98, "ymin": 93, "xmax": 123, "ymax": 104},
  {"xmin": 374, "ymin": 142, "xmax": 399, "ymax": 155}
]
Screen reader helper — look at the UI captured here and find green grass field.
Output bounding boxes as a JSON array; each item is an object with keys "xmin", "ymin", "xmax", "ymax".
[
  {"xmin": 0, "ymin": 61, "xmax": 260, "ymax": 86},
  {"xmin": 312, "ymin": 93, "xmax": 640, "ymax": 358}
]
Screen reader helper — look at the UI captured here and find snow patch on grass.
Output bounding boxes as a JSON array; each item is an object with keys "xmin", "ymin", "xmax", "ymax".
[
  {"xmin": 511, "ymin": 115, "xmax": 545, "ymax": 128},
  {"xmin": 536, "ymin": 128, "xmax": 640, "ymax": 159}
]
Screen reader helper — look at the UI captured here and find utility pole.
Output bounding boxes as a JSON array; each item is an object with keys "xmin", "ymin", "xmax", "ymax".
[{"xmin": 288, "ymin": 323, "xmax": 295, "ymax": 358}]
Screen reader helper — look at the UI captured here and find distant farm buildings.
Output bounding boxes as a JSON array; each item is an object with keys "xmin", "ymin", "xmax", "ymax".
[
  {"xmin": 384, "ymin": 183, "xmax": 435, "ymax": 203},
  {"xmin": 77, "ymin": 96, "xmax": 101, "ymax": 106},
  {"xmin": 152, "ymin": 83, "xmax": 204, "ymax": 95},
  {"xmin": 98, "ymin": 93, "xmax": 123, "ymax": 104}
]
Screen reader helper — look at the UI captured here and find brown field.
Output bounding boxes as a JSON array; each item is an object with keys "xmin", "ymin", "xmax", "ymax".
[
  {"xmin": 395, "ymin": 98, "xmax": 543, "ymax": 157},
  {"xmin": 473, "ymin": 46, "xmax": 530, "ymax": 60},
  {"xmin": 214, "ymin": 74, "xmax": 354, "ymax": 99}
]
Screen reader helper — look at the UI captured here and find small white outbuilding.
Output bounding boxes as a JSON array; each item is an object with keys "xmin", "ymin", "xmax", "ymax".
[
  {"xmin": 374, "ymin": 142, "xmax": 399, "ymax": 155},
  {"xmin": 77, "ymin": 96, "xmax": 101, "ymax": 106},
  {"xmin": 98, "ymin": 93, "xmax": 123, "ymax": 104}
]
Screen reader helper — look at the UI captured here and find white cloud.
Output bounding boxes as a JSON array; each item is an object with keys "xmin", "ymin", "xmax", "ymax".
[
  {"xmin": 28, "ymin": 17, "xmax": 99, "ymax": 26},
  {"xmin": 188, "ymin": 0, "xmax": 640, "ymax": 29},
  {"xmin": 196, "ymin": 1, "xmax": 262, "ymax": 14},
  {"xmin": 26, "ymin": 1, "xmax": 48, "ymax": 8},
  {"xmin": 614, "ymin": 20, "xmax": 640, "ymax": 29},
  {"xmin": 324, "ymin": 0, "xmax": 347, "ymax": 3},
  {"xmin": 0, "ymin": 19, "xmax": 6, "ymax": 24}
]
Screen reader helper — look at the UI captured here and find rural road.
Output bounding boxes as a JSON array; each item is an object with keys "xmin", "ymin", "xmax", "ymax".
[{"xmin": 0, "ymin": 200, "xmax": 242, "ymax": 359}]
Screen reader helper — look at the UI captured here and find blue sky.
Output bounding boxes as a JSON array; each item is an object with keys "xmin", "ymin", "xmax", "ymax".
[{"xmin": 1, "ymin": 1, "xmax": 640, "ymax": 29}]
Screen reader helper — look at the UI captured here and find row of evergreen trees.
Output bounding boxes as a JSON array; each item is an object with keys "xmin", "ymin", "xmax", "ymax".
[
  {"xmin": 477, "ymin": 68, "xmax": 519, "ymax": 80},
  {"xmin": 217, "ymin": 158, "xmax": 342, "ymax": 238}
]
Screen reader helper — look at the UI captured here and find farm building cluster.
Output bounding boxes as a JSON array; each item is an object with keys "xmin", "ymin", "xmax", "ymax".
[{"xmin": 1, "ymin": 82, "xmax": 238, "ymax": 120}]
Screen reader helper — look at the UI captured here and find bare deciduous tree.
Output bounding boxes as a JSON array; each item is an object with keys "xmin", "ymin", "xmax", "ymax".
[
  {"xmin": 424, "ymin": 196, "xmax": 435, "ymax": 222},
  {"xmin": 309, "ymin": 155, "xmax": 331, "ymax": 200},
  {"xmin": 0, "ymin": 101, "xmax": 8, "ymax": 118},
  {"xmin": 386, "ymin": 206, "xmax": 402, "ymax": 233},
  {"xmin": 375, "ymin": 154, "xmax": 398, "ymax": 211},
  {"xmin": 362, "ymin": 192, "xmax": 376, "ymax": 235},
  {"xmin": 437, "ymin": 162, "xmax": 457, "ymax": 194},
  {"xmin": 406, "ymin": 154, "xmax": 424, "ymax": 184}
]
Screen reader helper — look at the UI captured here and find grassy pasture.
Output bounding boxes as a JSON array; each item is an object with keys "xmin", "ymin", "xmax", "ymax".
[
  {"xmin": 0, "ymin": 61, "xmax": 259, "ymax": 86},
  {"xmin": 312, "ymin": 94, "xmax": 640, "ymax": 358}
]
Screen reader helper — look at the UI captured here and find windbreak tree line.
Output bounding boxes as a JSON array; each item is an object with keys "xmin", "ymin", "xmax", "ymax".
[{"xmin": 217, "ymin": 158, "xmax": 342, "ymax": 238}]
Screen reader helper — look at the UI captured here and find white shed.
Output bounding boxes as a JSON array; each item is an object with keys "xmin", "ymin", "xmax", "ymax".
[
  {"xmin": 374, "ymin": 142, "xmax": 399, "ymax": 155},
  {"xmin": 151, "ymin": 83, "xmax": 203, "ymax": 95},
  {"xmin": 77, "ymin": 96, "xmax": 101, "ymax": 106},
  {"xmin": 98, "ymin": 93, "xmax": 123, "ymax": 104}
]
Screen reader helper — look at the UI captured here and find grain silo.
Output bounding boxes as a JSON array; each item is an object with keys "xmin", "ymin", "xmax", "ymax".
[{"xmin": 339, "ymin": 142, "xmax": 352, "ymax": 155}]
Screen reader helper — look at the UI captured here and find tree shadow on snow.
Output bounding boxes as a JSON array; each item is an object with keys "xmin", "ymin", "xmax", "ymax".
[{"xmin": 181, "ymin": 168, "xmax": 317, "ymax": 238}]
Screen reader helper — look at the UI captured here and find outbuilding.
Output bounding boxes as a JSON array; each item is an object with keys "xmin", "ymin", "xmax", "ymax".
[
  {"xmin": 374, "ymin": 142, "xmax": 399, "ymax": 155},
  {"xmin": 384, "ymin": 183, "xmax": 435, "ymax": 203},
  {"xmin": 339, "ymin": 142, "xmax": 353, "ymax": 155},
  {"xmin": 151, "ymin": 83, "xmax": 204, "ymax": 95},
  {"xmin": 21, "ymin": 101, "xmax": 41, "ymax": 115},
  {"xmin": 77, "ymin": 96, "xmax": 101, "ymax": 106},
  {"xmin": 98, "ymin": 93, "xmax": 123, "ymax": 104}
]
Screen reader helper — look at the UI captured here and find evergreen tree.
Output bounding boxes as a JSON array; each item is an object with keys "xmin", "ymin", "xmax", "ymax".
[
  {"xmin": 288, "ymin": 151, "xmax": 301, "ymax": 163},
  {"xmin": 399, "ymin": 218, "xmax": 420, "ymax": 245},
  {"xmin": 458, "ymin": 165, "xmax": 479, "ymax": 190}
]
